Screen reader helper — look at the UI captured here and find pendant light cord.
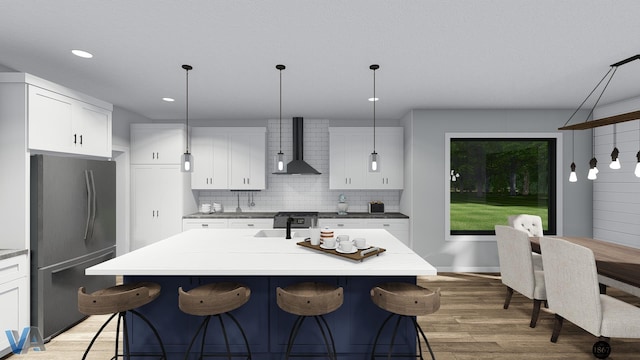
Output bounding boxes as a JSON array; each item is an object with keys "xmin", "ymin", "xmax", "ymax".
[
  {"xmin": 371, "ymin": 65, "xmax": 378, "ymax": 152},
  {"xmin": 279, "ymin": 67, "xmax": 282, "ymax": 153},
  {"xmin": 562, "ymin": 67, "xmax": 615, "ymax": 128},
  {"xmin": 182, "ymin": 64, "xmax": 192, "ymax": 153}
]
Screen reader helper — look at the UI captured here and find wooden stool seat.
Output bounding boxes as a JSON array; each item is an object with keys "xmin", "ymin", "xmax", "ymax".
[
  {"xmin": 370, "ymin": 282, "xmax": 441, "ymax": 360},
  {"xmin": 179, "ymin": 282, "xmax": 251, "ymax": 316},
  {"xmin": 78, "ymin": 281, "xmax": 161, "ymax": 315},
  {"xmin": 178, "ymin": 282, "xmax": 252, "ymax": 359},
  {"xmin": 370, "ymin": 282, "xmax": 440, "ymax": 316},
  {"xmin": 276, "ymin": 282, "xmax": 343, "ymax": 316}
]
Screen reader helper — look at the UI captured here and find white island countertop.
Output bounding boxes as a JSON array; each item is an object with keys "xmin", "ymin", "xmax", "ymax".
[{"xmin": 86, "ymin": 228, "xmax": 436, "ymax": 276}]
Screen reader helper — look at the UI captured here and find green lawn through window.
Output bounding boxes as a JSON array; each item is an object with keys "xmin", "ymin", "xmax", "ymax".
[{"xmin": 450, "ymin": 193, "xmax": 548, "ymax": 231}]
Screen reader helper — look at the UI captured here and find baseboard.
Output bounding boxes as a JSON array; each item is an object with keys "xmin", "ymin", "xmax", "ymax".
[{"xmin": 436, "ymin": 266, "xmax": 500, "ymax": 273}]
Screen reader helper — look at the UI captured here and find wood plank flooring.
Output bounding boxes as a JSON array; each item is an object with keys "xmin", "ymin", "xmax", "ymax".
[{"xmin": 6, "ymin": 273, "xmax": 640, "ymax": 359}]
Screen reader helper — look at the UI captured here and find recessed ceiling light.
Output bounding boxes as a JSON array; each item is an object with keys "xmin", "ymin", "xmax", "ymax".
[
  {"xmin": 368, "ymin": 97, "xmax": 379, "ymax": 102},
  {"xmin": 71, "ymin": 49, "xmax": 93, "ymax": 58},
  {"xmin": 162, "ymin": 97, "xmax": 175, "ymax": 102}
]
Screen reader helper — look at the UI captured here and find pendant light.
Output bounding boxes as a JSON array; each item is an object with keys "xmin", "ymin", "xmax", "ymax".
[
  {"xmin": 569, "ymin": 131, "xmax": 577, "ymax": 182},
  {"xmin": 181, "ymin": 64, "xmax": 193, "ymax": 172},
  {"xmin": 588, "ymin": 132, "xmax": 599, "ymax": 180},
  {"xmin": 609, "ymin": 124, "xmax": 621, "ymax": 169},
  {"xmin": 369, "ymin": 64, "xmax": 380, "ymax": 173},
  {"xmin": 274, "ymin": 64, "xmax": 286, "ymax": 173}
]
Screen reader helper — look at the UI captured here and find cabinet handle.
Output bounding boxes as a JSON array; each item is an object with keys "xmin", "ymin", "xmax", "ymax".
[
  {"xmin": 247, "ymin": 224, "xmax": 255, "ymax": 227},
  {"xmin": 383, "ymin": 224, "xmax": 390, "ymax": 227},
  {"xmin": 79, "ymin": 134, "xmax": 83, "ymax": 145},
  {"xmin": 247, "ymin": 178, "xmax": 250, "ymax": 185},
  {"xmin": 345, "ymin": 178, "xmax": 348, "ymax": 184},
  {"xmin": 202, "ymin": 224, "xmax": 209, "ymax": 228},
  {"xmin": 337, "ymin": 224, "xmax": 345, "ymax": 227},
  {"xmin": 73, "ymin": 134, "xmax": 77, "ymax": 144}
]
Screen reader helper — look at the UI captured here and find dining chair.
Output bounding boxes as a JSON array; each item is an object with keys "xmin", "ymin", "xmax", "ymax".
[
  {"xmin": 494, "ymin": 225, "xmax": 546, "ymax": 328},
  {"xmin": 508, "ymin": 214, "xmax": 543, "ymax": 270},
  {"xmin": 540, "ymin": 237, "xmax": 640, "ymax": 347}
]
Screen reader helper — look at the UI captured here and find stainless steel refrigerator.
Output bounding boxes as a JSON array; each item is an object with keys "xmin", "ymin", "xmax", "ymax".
[{"xmin": 30, "ymin": 154, "xmax": 117, "ymax": 340}]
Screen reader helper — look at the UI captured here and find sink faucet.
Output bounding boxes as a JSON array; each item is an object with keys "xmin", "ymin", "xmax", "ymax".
[{"xmin": 286, "ymin": 217, "xmax": 293, "ymax": 239}]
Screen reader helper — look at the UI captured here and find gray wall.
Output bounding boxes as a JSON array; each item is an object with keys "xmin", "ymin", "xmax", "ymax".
[
  {"xmin": 112, "ymin": 106, "xmax": 151, "ymax": 148},
  {"xmin": 401, "ymin": 109, "xmax": 593, "ymax": 271}
]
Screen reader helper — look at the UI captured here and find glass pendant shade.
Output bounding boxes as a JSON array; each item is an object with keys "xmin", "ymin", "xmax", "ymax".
[
  {"xmin": 569, "ymin": 162, "xmax": 577, "ymax": 182},
  {"xmin": 275, "ymin": 152, "xmax": 286, "ymax": 173},
  {"xmin": 369, "ymin": 152, "xmax": 380, "ymax": 173},
  {"xmin": 635, "ymin": 151, "xmax": 640, "ymax": 177},
  {"xmin": 587, "ymin": 157, "xmax": 598, "ymax": 180},
  {"xmin": 181, "ymin": 152, "xmax": 193, "ymax": 172}
]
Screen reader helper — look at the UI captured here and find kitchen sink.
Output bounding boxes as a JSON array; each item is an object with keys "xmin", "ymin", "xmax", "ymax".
[{"xmin": 253, "ymin": 229, "xmax": 309, "ymax": 238}]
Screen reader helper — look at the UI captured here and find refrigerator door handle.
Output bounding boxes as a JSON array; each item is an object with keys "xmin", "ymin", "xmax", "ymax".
[
  {"xmin": 84, "ymin": 170, "xmax": 92, "ymax": 240},
  {"xmin": 89, "ymin": 170, "xmax": 97, "ymax": 239}
]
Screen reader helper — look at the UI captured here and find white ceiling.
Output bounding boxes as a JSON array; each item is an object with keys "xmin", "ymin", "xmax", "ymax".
[{"xmin": 2, "ymin": 1, "xmax": 640, "ymax": 122}]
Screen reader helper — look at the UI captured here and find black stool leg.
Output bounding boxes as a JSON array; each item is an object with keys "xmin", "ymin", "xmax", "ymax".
[
  {"xmin": 129, "ymin": 309, "xmax": 168, "ymax": 359},
  {"xmin": 285, "ymin": 316, "xmax": 306, "ymax": 360},
  {"xmin": 224, "ymin": 312, "xmax": 252, "ymax": 360},
  {"xmin": 313, "ymin": 316, "xmax": 336, "ymax": 360},
  {"xmin": 183, "ymin": 315, "xmax": 211, "ymax": 360},
  {"xmin": 216, "ymin": 315, "xmax": 233, "ymax": 360},
  {"xmin": 411, "ymin": 317, "xmax": 435, "ymax": 360},
  {"xmin": 387, "ymin": 315, "xmax": 403, "ymax": 360},
  {"xmin": 370, "ymin": 313, "xmax": 394, "ymax": 360},
  {"xmin": 82, "ymin": 313, "xmax": 118, "ymax": 360}
]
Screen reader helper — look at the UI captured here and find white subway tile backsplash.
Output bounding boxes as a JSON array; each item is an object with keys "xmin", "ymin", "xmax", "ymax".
[{"xmin": 196, "ymin": 119, "xmax": 401, "ymax": 213}]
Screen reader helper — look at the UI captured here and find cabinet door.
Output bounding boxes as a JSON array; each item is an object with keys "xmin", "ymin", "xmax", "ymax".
[
  {"xmin": 0, "ymin": 256, "xmax": 28, "ymax": 356},
  {"xmin": 131, "ymin": 125, "xmax": 185, "ymax": 165},
  {"xmin": 191, "ymin": 128, "xmax": 228, "ymax": 189},
  {"xmin": 228, "ymin": 131, "xmax": 266, "ymax": 190},
  {"xmin": 73, "ymin": 102, "xmax": 112, "ymax": 157},
  {"xmin": 182, "ymin": 219, "xmax": 228, "ymax": 231},
  {"xmin": 367, "ymin": 128, "xmax": 404, "ymax": 189},
  {"xmin": 329, "ymin": 131, "xmax": 368, "ymax": 189},
  {"xmin": 228, "ymin": 218, "xmax": 272, "ymax": 229},
  {"xmin": 131, "ymin": 165, "xmax": 185, "ymax": 250},
  {"xmin": 318, "ymin": 219, "xmax": 365, "ymax": 230},
  {"xmin": 28, "ymin": 86, "xmax": 74, "ymax": 153},
  {"xmin": 365, "ymin": 219, "xmax": 409, "ymax": 246}
]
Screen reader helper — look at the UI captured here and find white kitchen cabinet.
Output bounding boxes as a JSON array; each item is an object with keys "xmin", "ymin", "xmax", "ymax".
[
  {"xmin": 364, "ymin": 219, "xmax": 409, "ymax": 246},
  {"xmin": 228, "ymin": 128, "xmax": 266, "ymax": 190},
  {"xmin": 318, "ymin": 219, "xmax": 365, "ymax": 229},
  {"xmin": 182, "ymin": 218, "xmax": 229, "ymax": 231},
  {"xmin": 130, "ymin": 124, "xmax": 185, "ymax": 165},
  {"xmin": 1, "ymin": 73, "xmax": 113, "ymax": 158},
  {"xmin": 329, "ymin": 127, "xmax": 403, "ymax": 190},
  {"xmin": 190, "ymin": 128, "xmax": 229, "ymax": 189},
  {"xmin": 0, "ymin": 255, "xmax": 29, "ymax": 358},
  {"xmin": 228, "ymin": 218, "xmax": 273, "ymax": 229},
  {"xmin": 131, "ymin": 165, "xmax": 193, "ymax": 250}
]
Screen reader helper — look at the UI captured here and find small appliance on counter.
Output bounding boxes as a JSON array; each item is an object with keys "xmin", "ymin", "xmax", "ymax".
[
  {"xmin": 337, "ymin": 194, "xmax": 348, "ymax": 215},
  {"xmin": 368, "ymin": 201, "xmax": 385, "ymax": 214}
]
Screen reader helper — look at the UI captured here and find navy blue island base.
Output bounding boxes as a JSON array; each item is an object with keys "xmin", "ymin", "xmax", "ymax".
[{"xmin": 125, "ymin": 274, "xmax": 417, "ymax": 360}]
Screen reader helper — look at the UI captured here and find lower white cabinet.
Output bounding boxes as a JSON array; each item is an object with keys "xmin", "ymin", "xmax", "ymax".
[
  {"xmin": 182, "ymin": 219, "xmax": 229, "ymax": 231},
  {"xmin": 131, "ymin": 165, "xmax": 196, "ymax": 250},
  {"xmin": 318, "ymin": 218, "xmax": 409, "ymax": 246},
  {"xmin": 0, "ymin": 254, "xmax": 29, "ymax": 358},
  {"xmin": 227, "ymin": 218, "xmax": 273, "ymax": 229}
]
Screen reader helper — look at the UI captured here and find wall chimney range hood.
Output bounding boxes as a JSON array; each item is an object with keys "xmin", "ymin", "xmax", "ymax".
[{"xmin": 275, "ymin": 117, "xmax": 321, "ymax": 175}]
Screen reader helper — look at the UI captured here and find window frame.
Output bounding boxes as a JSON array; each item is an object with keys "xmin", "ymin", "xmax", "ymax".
[{"xmin": 444, "ymin": 132, "xmax": 563, "ymax": 242}]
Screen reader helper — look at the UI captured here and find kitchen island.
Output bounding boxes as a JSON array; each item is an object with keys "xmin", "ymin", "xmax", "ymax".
[{"xmin": 86, "ymin": 228, "xmax": 436, "ymax": 359}]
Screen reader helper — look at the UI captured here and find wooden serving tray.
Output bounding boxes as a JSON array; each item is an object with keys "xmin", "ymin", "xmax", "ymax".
[{"xmin": 297, "ymin": 241, "xmax": 386, "ymax": 262}]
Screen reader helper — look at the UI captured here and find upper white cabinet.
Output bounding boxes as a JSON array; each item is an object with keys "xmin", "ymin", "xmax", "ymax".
[
  {"xmin": 191, "ymin": 127, "xmax": 229, "ymax": 189},
  {"xmin": 28, "ymin": 86, "xmax": 112, "ymax": 157},
  {"xmin": 329, "ymin": 127, "xmax": 404, "ymax": 190},
  {"xmin": 130, "ymin": 124, "xmax": 185, "ymax": 165},
  {"xmin": 228, "ymin": 129, "xmax": 266, "ymax": 190},
  {"xmin": 190, "ymin": 127, "xmax": 266, "ymax": 190}
]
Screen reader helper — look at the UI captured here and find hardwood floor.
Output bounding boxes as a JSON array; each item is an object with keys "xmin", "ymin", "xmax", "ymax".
[{"xmin": 6, "ymin": 273, "xmax": 640, "ymax": 359}]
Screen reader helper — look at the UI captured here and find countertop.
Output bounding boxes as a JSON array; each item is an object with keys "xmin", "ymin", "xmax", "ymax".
[
  {"xmin": 183, "ymin": 211, "xmax": 409, "ymax": 219},
  {"xmin": 86, "ymin": 228, "xmax": 435, "ymax": 277},
  {"xmin": 0, "ymin": 248, "xmax": 28, "ymax": 261}
]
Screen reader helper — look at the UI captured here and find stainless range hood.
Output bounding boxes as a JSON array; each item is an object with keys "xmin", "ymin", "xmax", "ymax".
[{"xmin": 274, "ymin": 117, "xmax": 321, "ymax": 175}]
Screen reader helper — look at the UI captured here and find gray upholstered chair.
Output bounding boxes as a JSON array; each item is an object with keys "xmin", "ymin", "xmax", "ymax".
[
  {"xmin": 494, "ymin": 225, "xmax": 546, "ymax": 328},
  {"xmin": 540, "ymin": 237, "xmax": 640, "ymax": 346},
  {"xmin": 508, "ymin": 214, "xmax": 544, "ymax": 270}
]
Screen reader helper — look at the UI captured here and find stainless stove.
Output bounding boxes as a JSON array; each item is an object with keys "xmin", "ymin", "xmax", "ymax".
[{"xmin": 273, "ymin": 211, "xmax": 318, "ymax": 228}]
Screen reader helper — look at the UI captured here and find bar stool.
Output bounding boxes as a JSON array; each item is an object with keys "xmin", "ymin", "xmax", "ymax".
[
  {"xmin": 370, "ymin": 283, "xmax": 441, "ymax": 360},
  {"xmin": 178, "ymin": 282, "xmax": 252, "ymax": 360},
  {"xmin": 276, "ymin": 282, "xmax": 343, "ymax": 360},
  {"xmin": 77, "ymin": 281, "xmax": 167, "ymax": 360}
]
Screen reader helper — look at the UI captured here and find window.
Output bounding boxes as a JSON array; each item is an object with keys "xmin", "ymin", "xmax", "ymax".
[{"xmin": 445, "ymin": 133, "xmax": 559, "ymax": 239}]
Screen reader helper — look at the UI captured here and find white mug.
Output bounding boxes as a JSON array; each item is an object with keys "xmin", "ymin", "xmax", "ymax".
[
  {"xmin": 339, "ymin": 240, "xmax": 353, "ymax": 252},
  {"xmin": 337, "ymin": 235, "xmax": 349, "ymax": 243},
  {"xmin": 354, "ymin": 238, "xmax": 367, "ymax": 249},
  {"xmin": 323, "ymin": 238, "xmax": 336, "ymax": 249}
]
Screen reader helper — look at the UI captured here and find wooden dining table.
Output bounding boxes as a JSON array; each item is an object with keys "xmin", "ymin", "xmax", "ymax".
[{"xmin": 530, "ymin": 236, "xmax": 640, "ymax": 296}]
